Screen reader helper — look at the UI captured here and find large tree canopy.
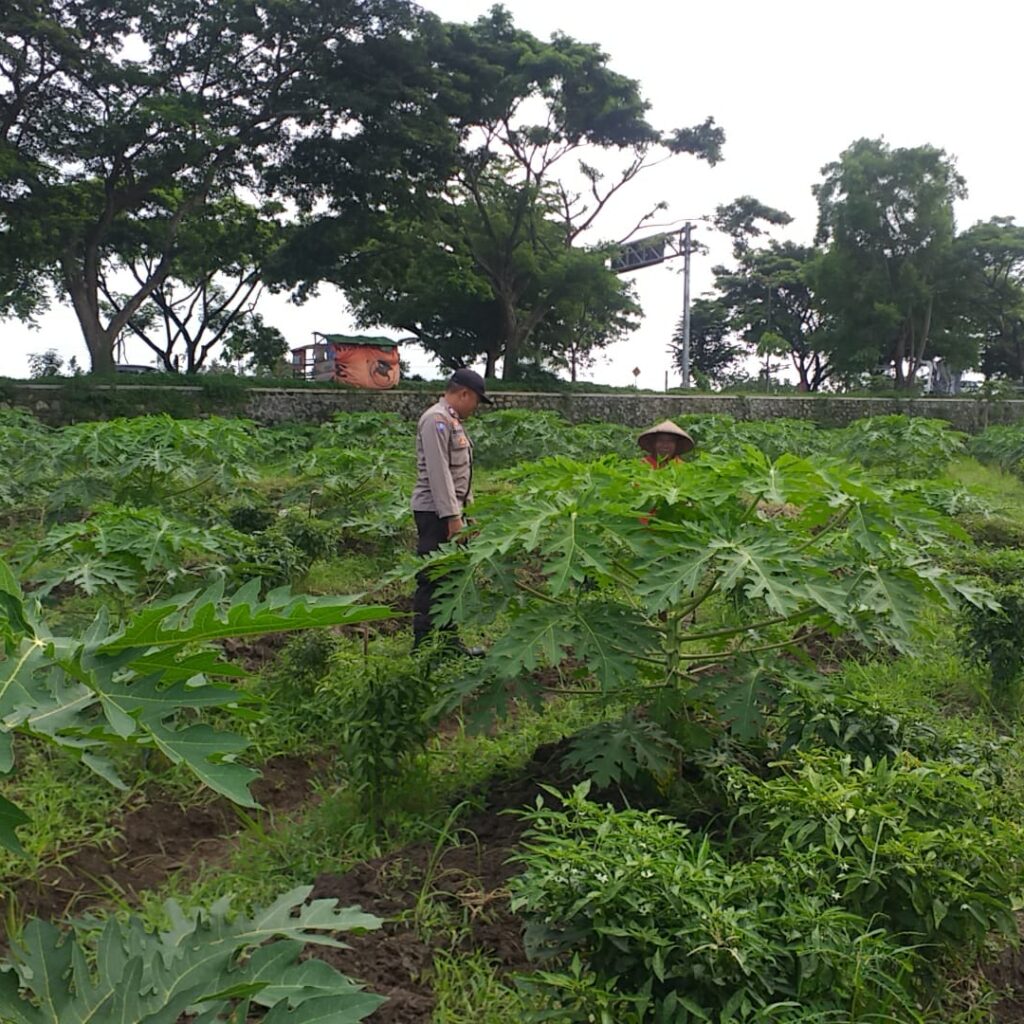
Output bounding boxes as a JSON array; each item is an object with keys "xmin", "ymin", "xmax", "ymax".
[
  {"xmin": 277, "ymin": 4, "xmax": 724, "ymax": 379},
  {"xmin": 0, "ymin": 0, "xmax": 451, "ymax": 372},
  {"xmin": 954, "ymin": 217, "xmax": 1024, "ymax": 382},
  {"xmin": 812, "ymin": 138, "xmax": 967, "ymax": 387},
  {"xmin": 714, "ymin": 242, "xmax": 833, "ymax": 391}
]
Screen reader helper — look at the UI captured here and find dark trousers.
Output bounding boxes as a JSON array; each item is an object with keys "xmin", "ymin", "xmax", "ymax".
[{"xmin": 413, "ymin": 511, "xmax": 453, "ymax": 644}]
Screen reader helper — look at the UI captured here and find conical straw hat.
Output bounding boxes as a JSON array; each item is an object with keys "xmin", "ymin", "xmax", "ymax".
[{"xmin": 637, "ymin": 420, "xmax": 696, "ymax": 456}]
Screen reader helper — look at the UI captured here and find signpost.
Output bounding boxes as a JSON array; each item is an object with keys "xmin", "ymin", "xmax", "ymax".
[{"xmin": 610, "ymin": 224, "xmax": 698, "ymax": 389}]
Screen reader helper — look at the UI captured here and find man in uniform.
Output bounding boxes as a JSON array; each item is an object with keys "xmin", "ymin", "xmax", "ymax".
[{"xmin": 411, "ymin": 368, "xmax": 492, "ymax": 653}]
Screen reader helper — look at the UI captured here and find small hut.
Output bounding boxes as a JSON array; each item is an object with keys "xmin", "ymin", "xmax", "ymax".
[{"xmin": 291, "ymin": 333, "xmax": 401, "ymax": 389}]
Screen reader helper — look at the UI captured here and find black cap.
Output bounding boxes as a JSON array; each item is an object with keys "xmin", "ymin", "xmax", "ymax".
[{"xmin": 448, "ymin": 367, "xmax": 493, "ymax": 404}]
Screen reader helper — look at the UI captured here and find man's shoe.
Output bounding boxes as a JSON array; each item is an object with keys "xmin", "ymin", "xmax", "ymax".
[
  {"xmin": 412, "ymin": 633, "xmax": 485, "ymax": 659},
  {"xmin": 450, "ymin": 639, "xmax": 486, "ymax": 658}
]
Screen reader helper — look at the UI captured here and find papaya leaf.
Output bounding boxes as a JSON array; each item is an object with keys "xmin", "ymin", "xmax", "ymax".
[
  {"xmin": 0, "ymin": 559, "xmax": 395, "ymax": 840},
  {"xmin": 0, "ymin": 793, "xmax": 29, "ymax": 855},
  {"xmin": 563, "ymin": 716, "xmax": 680, "ymax": 788},
  {"xmin": 0, "ymin": 889, "xmax": 383, "ymax": 1024}
]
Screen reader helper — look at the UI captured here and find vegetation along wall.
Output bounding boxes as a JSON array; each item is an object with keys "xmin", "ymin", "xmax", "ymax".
[{"xmin": 4, "ymin": 381, "xmax": 1024, "ymax": 432}]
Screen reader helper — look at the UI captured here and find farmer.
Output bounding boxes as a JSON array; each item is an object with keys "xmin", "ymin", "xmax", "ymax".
[
  {"xmin": 411, "ymin": 368, "xmax": 492, "ymax": 654},
  {"xmin": 637, "ymin": 421, "xmax": 695, "ymax": 526},
  {"xmin": 637, "ymin": 420, "xmax": 695, "ymax": 468}
]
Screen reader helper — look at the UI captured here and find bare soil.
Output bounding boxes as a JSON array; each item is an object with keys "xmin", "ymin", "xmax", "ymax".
[
  {"xmin": 308, "ymin": 739, "xmax": 573, "ymax": 1022},
  {"xmin": 3, "ymin": 753, "xmax": 326, "ymax": 931}
]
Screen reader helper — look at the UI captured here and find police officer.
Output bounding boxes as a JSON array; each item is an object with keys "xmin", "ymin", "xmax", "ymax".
[{"xmin": 411, "ymin": 368, "xmax": 492, "ymax": 652}]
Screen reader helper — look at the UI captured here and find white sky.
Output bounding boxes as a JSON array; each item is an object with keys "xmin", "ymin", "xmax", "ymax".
[{"xmin": 5, "ymin": 0, "xmax": 1022, "ymax": 387}]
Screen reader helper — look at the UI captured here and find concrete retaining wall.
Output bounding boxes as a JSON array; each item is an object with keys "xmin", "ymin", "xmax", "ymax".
[{"xmin": 4, "ymin": 382, "xmax": 1023, "ymax": 433}]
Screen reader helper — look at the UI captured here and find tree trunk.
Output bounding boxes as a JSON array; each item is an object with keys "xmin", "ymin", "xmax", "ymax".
[
  {"xmin": 499, "ymin": 298, "xmax": 521, "ymax": 380},
  {"xmin": 86, "ymin": 329, "xmax": 116, "ymax": 375},
  {"xmin": 484, "ymin": 348, "xmax": 498, "ymax": 378},
  {"xmin": 909, "ymin": 296, "xmax": 933, "ymax": 383},
  {"xmin": 64, "ymin": 262, "xmax": 116, "ymax": 374}
]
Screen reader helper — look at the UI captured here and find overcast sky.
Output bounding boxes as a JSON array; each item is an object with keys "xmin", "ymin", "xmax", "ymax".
[{"xmin": 5, "ymin": 0, "xmax": 1022, "ymax": 387}]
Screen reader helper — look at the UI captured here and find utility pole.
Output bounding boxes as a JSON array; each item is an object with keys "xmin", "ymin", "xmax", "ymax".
[{"xmin": 680, "ymin": 222, "xmax": 693, "ymax": 389}]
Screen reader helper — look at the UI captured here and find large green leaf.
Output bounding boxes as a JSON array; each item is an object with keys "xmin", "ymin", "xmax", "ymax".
[
  {"xmin": 0, "ymin": 888, "xmax": 383, "ymax": 1024},
  {"xmin": 0, "ymin": 561, "xmax": 394, "ymax": 851},
  {"xmin": 0, "ymin": 794, "xmax": 29, "ymax": 855}
]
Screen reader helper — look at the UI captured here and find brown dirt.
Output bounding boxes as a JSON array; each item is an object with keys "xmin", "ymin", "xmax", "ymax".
[
  {"xmin": 308, "ymin": 740, "xmax": 573, "ymax": 1023},
  {"xmin": 987, "ymin": 915, "xmax": 1024, "ymax": 1022},
  {"xmin": 3, "ymin": 753, "xmax": 327, "ymax": 930},
  {"xmin": 220, "ymin": 631, "xmax": 293, "ymax": 671}
]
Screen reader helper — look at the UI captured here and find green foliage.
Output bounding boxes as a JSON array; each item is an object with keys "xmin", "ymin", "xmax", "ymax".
[
  {"xmin": 949, "ymin": 545, "xmax": 1024, "ymax": 584},
  {"xmin": 970, "ymin": 424, "xmax": 1024, "ymax": 478},
  {"xmin": 959, "ymin": 582, "xmax": 1024, "ymax": 710},
  {"xmin": 23, "ymin": 503, "xmax": 246, "ymax": 598},
  {"xmin": 957, "ymin": 510, "xmax": 1024, "ymax": 548},
  {"xmin": 2, "ymin": 0, "xmax": 448, "ymax": 371},
  {"xmin": 226, "ymin": 499, "xmax": 276, "ymax": 535},
  {"xmin": 338, "ymin": 659, "xmax": 439, "ymax": 827},
  {"xmin": 235, "ymin": 512, "xmax": 340, "ymax": 587},
  {"xmin": 0, "ymin": 886, "xmax": 383, "ymax": 1023},
  {"xmin": 0, "ymin": 415, "xmax": 268, "ymax": 517},
  {"xmin": 295, "ymin": 413, "xmax": 414, "ymax": 544},
  {"xmin": 0, "ymin": 560, "xmax": 391, "ymax": 853},
  {"xmin": 961, "ymin": 217, "xmax": 1024, "ymax": 382},
  {"xmin": 286, "ymin": 4, "xmax": 721, "ymax": 379},
  {"xmin": 678, "ymin": 414, "xmax": 826, "ymax": 461},
  {"xmin": 427, "ymin": 450, "xmax": 989, "ymax": 787},
  {"xmin": 272, "ymin": 630, "xmax": 344, "ymax": 700},
  {"xmin": 830, "ymin": 415, "xmax": 967, "ymax": 477},
  {"xmin": 813, "ymin": 138, "xmax": 969, "ymax": 386},
  {"xmin": 725, "ymin": 752, "xmax": 1024, "ymax": 957},
  {"xmin": 472, "ymin": 411, "xmax": 635, "ymax": 469},
  {"xmin": 511, "ymin": 783, "xmax": 925, "ymax": 1023},
  {"xmin": 777, "ymin": 680, "xmax": 941, "ymax": 764}
]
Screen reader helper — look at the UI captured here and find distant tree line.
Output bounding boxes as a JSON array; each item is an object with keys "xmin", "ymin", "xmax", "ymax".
[
  {"xmin": 4, "ymin": 3, "xmax": 1019, "ymax": 389},
  {"xmin": 672, "ymin": 140, "xmax": 1024, "ymax": 392}
]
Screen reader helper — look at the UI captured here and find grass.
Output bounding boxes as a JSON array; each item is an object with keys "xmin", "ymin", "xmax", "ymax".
[
  {"xmin": 946, "ymin": 456, "xmax": 1024, "ymax": 511},
  {"xmin": 0, "ymin": 741, "xmax": 126, "ymax": 880},
  {"xmin": 431, "ymin": 950, "xmax": 527, "ymax": 1023}
]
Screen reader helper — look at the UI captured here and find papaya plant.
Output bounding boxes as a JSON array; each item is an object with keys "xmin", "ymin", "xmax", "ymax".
[
  {"xmin": 17, "ymin": 503, "xmax": 248, "ymax": 598},
  {"xmin": 0, "ymin": 558, "xmax": 391, "ymax": 854},
  {"xmin": 425, "ymin": 451, "xmax": 992, "ymax": 780},
  {"xmin": 0, "ymin": 886, "xmax": 384, "ymax": 1023}
]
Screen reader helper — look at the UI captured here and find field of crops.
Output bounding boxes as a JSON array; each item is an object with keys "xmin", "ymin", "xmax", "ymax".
[{"xmin": 3, "ymin": 406, "xmax": 1024, "ymax": 1023}]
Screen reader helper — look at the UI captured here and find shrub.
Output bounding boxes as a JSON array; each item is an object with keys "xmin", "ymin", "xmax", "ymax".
[
  {"xmin": 338, "ymin": 659, "xmax": 439, "ymax": 828},
  {"xmin": 510, "ymin": 784, "xmax": 924, "ymax": 1023},
  {"xmin": 957, "ymin": 512, "xmax": 1024, "ymax": 549},
  {"xmin": 959, "ymin": 582, "xmax": 1024, "ymax": 711},
  {"xmin": 724, "ymin": 752, "xmax": 1024, "ymax": 960},
  {"xmin": 829, "ymin": 415, "xmax": 966, "ymax": 478}
]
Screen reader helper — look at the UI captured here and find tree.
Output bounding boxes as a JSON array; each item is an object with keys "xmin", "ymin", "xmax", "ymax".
[
  {"xmin": 812, "ymin": 138, "xmax": 967, "ymax": 387},
  {"xmin": 715, "ymin": 243, "xmax": 833, "ymax": 391},
  {"xmin": 954, "ymin": 217, "xmax": 1024, "ymax": 381},
  {"xmin": 537, "ymin": 281, "xmax": 641, "ymax": 382},
  {"xmin": 670, "ymin": 297, "xmax": 744, "ymax": 388},
  {"xmin": 220, "ymin": 312, "xmax": 287, "ymax": 374},
  {"xmin": 281, "ymin": 5, "xmax": 724, "ymax": 379},
  {"xmin": 103, "ymin": 198, "xmax": 288, "ymax": 373},
  {"xmin": 0, "ymin": 0, "xmax": 449, "ymax": 373},
  {"xmin": 713, "ymin": 195, "xmax": 792, "ymax": 256}
]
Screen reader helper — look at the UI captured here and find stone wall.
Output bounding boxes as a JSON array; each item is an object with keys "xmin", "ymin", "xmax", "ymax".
[{"xmin": 5, "ymin": 381, "xmax": 1024, "ymax": 433}]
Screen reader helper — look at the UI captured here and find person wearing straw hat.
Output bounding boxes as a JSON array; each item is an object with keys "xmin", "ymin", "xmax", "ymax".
[
  {"xmin": 637, "ymin": 420, "xmax": 695, "ymax": 528},
  {"xmin": 637, "ymin": 420, "xmax": 695, "ymax": 468}
]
